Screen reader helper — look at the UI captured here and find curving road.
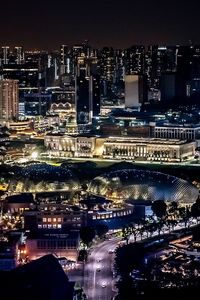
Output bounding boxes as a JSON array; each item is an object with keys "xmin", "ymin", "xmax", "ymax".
[
  {"xmin": 83, "ymin": 220, "xmax": 198, "ymax": 299},
  {"xmin": 84, "ymin": 237, "xmax": 120, "ymax": 300}
]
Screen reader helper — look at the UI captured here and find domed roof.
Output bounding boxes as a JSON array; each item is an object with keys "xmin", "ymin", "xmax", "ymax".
[
  {"xmin": 9, "ymin": 164, "xmax": 79, "ymax": 193},
  {"xmin": 88, "ymin": 169, "xmax": 199, "ymax": 203}
]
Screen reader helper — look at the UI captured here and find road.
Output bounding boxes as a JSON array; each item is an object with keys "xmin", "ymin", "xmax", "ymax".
[
  {"xmin": 67, "ymin": 218, "xmax": 198, "ymax": 300},
  {"xmin": 39, "ymin": 154, "xmax": 200, "ymax": 167},
  {"xmin": 84, "ymin": 237, "xmax": 120, "ymax": 300},
  {"xmin": 83, "ymin": 220, "xmax": 197, "ymax": 300}
]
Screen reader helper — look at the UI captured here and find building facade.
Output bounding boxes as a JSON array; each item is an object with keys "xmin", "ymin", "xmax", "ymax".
[
  {"xmin": 24, "ymin": 210, "xmax": 87, "ymax": 231},
  {"xmin": 44, "ymin": 134, "xmax": 197, "ymax": 162},
  {"xmin": 26, "ymin": 231, "xmax": 79, "ymax": 261},
  {"xmin": 0, "ymin": 79, "xmax": 19, "ymax": 121},
  {"xmin": 102, "ymin": 137, "xmax": 196, "ymax": 162},
  {"xmin": 153, "ymin": 124, "xmax": 200, "ymax": 141}
]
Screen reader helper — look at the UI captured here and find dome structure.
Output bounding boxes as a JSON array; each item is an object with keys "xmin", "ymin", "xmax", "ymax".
[
  {"xmin": 9, "ymin": 164, "xmax": 79, "ymax": 193},
  {"xmin": 88, "ymin": 169, "xmax": 199, "ymax": 204}
]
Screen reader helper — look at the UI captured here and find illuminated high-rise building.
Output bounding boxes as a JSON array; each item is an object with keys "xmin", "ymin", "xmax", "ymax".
[
  {"xmin": 14, "ymin": 46, "xmax": 24, "ymax": 64},
  {"xmin": 1, "ymin": 46, "xmax": 10, "ymax": 65},
  {"xmin": 60, "ymin": 44, "xmax": 68, "ymax": 75},
  {"xmin": 124, "ymin": 45, "xmax": 145, "ymax": 75},
  {"xmin": 0, "ymin": 79, "xmax": 19, "ymax": 121},
  {"xmin": 160, "ymin": 73, "xmax": 176, "ymax": 102},
  {"xmin": 76, "ymin": 68, "xmax": 100, "ymax": 125},
  {"xmin": 125, "ymin": 75, "xmax": 147, "ymax": 109},
  {"xmin": 99, "ymin": 47, "xmax": 115, "ymax": 97}
]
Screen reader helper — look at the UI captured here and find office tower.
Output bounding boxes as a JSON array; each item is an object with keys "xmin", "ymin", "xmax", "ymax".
[
  {"xmin": 60, "ymin": 45, "xmax": 68, "ymax": 65},
  {"xmin": 125, "ymin": 75, "xmax": 146, "ymax": 109},
  {"xmin": 0, "ymin": 49, "xmax": 41, "ymax": 90},
  {"xmin": 44, "ymin": 51, "xmax": 60, "ymax": 88},
  {"xmin": 190, "ymin": 45, "xmax": 200, "ymax": 95},
  {"xmin": 176, "ymin": 46, "xmax": 192, "ymax": 98},
  {"xmin": 145, "ymin": 45, "xmax": 177, "ymax": 89},
  {"xmin": 60, "ymin": 45, "xmax": 68, "ymax": 75},
  {"xmin": 99, "ymin": 47, "xmax": 115, "ymax": 97},
  {"xmin": 76, "ymin": 68, "xmax": 100, "ymax": 124},
  {"xmin": 0, "ymin": 79, "xmax": 19, "ymax": 121},
  {"xmin": 76, "ymin": 69, "xmax": 91, "ymax": 124},
  {"xmin": 160, "ymin": 73, "xmax": 176, "ymax": 102},
  {"xmin": 23, "ymin": 92, "xmax": 51, "ymax": 116},
  {"xmin": 92, "ymin": 74, "xmax": 100, "ymax": 117},
  {"xmin": 124, "ymin": 45, "xmax": 145, "ymax": 75},
  {"xmin": 14, "ymin": 46, "xmax": 24, "ymax": 64},
  {"xmin": 1, "ymin": 46, "xmax": 10, "ymax": 65}
]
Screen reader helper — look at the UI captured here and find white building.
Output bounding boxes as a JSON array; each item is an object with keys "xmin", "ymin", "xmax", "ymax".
[
  {"xmin": 125, "ymin": 75, "xmax": 141, "ymax": 109},
  {"xmin": 44, "ymin": 134, "xmax": 197, "ymax": 162}
]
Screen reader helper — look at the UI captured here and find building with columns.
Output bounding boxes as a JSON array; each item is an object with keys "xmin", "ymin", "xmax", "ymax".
[
  {"xmin": 102, "ymin": 137, "xmax": 196, "ymax": 162},
  {"xmin": 44, "ymin": 134, "xmax": 196, "ymax": 162},
  {"xmin": 152, "ymin": 124, "xmax": 200, "ymax": 143}
]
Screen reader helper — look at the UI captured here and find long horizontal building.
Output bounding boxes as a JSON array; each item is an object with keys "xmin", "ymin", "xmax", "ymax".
[
  {"xmin": 152, "ymin": 123, "xmax": 200, "ymax": 141},
  {"xmin": 44, "ymin": 134, "xmax": 197, "ymax": 162}
]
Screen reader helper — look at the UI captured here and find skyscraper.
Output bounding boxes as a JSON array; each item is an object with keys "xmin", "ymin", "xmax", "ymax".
[
  {"xmin": 160, "ymin": 73, "xmax": 176, "ymax": 102},
  {"xmin": 60, "ymin": 45, "xmax": 68, "ymax": 75},
  {"xmin": 125, "ymin": 75, "xmax": 145, "ymax": 109},
  {"xmin": 1, "ymin": 46, "xmax": 10, "ymax": 65},
  {"xmin": 76, "ymin": 69, "xmax": 100, "ymax": 125},
  {"xmin": 14, "ymin": 47, "xmax": 24, "ymax": 65},
  {"xmin": 124, "ymin": 45, "xmax": 145, "ymax": 75},
  {"xmin": 0, "ymin": 79, "xmax": 19, "ymax": 121}
]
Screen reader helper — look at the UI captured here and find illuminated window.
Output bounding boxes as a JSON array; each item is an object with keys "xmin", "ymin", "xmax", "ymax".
[
  {"xmin": 48, "ymin": 218, "xmax": 51, "ymax": 222},
  {"xmin": 57, "ymin": 218, "xmax": 62, "ymax": 222},
  {"xmin": 53, "ymin": 218, "xmax": 57, "ymax": 222},
  {"xmin": 43, "ymin": 218, "xmax": 47, "ymax": 222},
  {"xmin": 57, "ymin": 224, "xmax": 61, "ymax": 228}
]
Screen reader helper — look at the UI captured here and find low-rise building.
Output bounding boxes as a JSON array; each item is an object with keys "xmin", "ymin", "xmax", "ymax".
[
  {"xmin": 24, "ymin": 209, "xmax": 87, "ymax": 231},
  {"xmin": 25, "ymin": 231, "xmax": 80, "ymax": 261},
  {"xmin": 102, "ymin": 137, "xmax": 196, "ymax": 162},
  {"xmin": 152, "ymin": 123, "xmax": 200, "ymax": 142},
  {"xmin": 0, "ymin": 232, "xmax": 23, "ymax": 271},
  {"xmin": 5, "ymin": 193, "xmax": 36, "ymax": 213},
  {"xmin": 44, "ymin": 133, "xmax": 197, "ymax": 162}
]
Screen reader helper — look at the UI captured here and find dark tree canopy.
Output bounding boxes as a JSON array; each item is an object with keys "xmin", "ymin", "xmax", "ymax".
[
  {"xmin": 80, "ymin": 226, "xmax": 96, "ymax": 247},
  {"xmin": 151, "ymin": 200, "xmax": 167, "ymax": 219}
]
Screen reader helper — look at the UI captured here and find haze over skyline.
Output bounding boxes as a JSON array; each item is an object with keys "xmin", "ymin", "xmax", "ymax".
[{"xmin": 1, "ymin": 0, "xmax": 200, "ymax": 49}]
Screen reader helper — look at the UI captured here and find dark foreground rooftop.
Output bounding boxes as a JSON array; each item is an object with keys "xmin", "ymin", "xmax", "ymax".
[{"xmin": 0, "ymin": 254, "xmax": 74, "ymax": 300}]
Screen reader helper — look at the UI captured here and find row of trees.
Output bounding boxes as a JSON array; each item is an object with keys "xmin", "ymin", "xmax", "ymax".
[
  {"xmin": 122, "ymin": 199, "xmax": 200, "ymax": 244},
  {"xmin": 78, "ymin": 199, "xmax": 200, "ymax": 260},
  {"xmin": 80, "ymin": 224, "xmax": 109, "ymax": 249}
]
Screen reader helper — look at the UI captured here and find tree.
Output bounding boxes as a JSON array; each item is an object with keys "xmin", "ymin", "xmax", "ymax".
[
  {"xmin": 122, "ymin": 225, "xmax": 132, "ymax": 244},
  {"xmin": 151, "ymin": 200, "xmax": 167, "ymax": 219},
  {"xmin": 115, "ymin": 243, "xmax": 145, "ymax": 275},
  {"xmin": 191, "ymin": 198, "xmax": 200, "ymax": 222},
  {"xmin": 145, "ymin": 222, "xmax": 157, "ymax": 237},
  {"xmin": 81, "ymin": 183, "xmax": 88, "ymax": 192},
  {"xmin": 95, "ymin": 224, "xmax": 109, "ymax": 239},
  {"xmin": 179, "ymin": 206, "xmax": 190, "ymax": 227},
  {"xmin": 131, "ymin": 226, "xmax": 139, "ymax": 242},
  {"xmin": 78, "ymin": 249, "xmax": 88, "ymax": 261},
  {"xmin": 80, "ymin": 226, "xmax": 96, "ymax": 248},
  {"xmin": 168, "ymin": 201, "xmax": 179, "ymax": 218},
  {"xmin": 166, "ymin": 219, "xmax": 177, "ymax": 232}
]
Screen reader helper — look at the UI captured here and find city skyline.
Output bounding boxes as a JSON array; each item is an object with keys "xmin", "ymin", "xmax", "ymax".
[{"xmin": 1, "ymin": 0, "xmax": 200, "ymax": 50}]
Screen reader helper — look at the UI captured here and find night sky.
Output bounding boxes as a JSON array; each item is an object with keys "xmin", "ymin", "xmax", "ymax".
[{"xmin": 1, "ymin": 0, "xmax": 200, "ymax": 49}]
